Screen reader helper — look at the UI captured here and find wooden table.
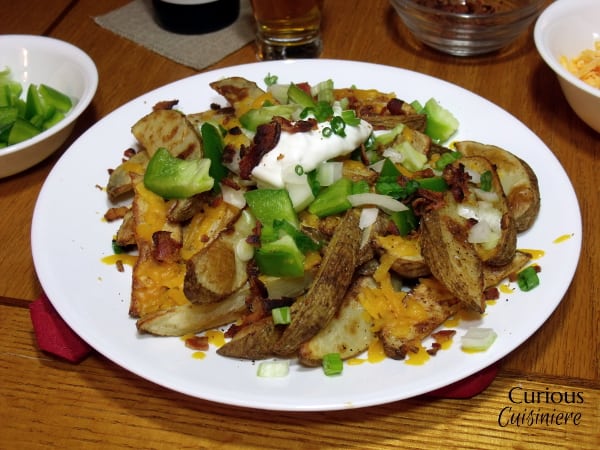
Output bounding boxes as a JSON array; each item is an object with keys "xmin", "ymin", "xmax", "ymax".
[{"xmin": 1, "ymin": 1, "xmax": 598, "ymax": 448}]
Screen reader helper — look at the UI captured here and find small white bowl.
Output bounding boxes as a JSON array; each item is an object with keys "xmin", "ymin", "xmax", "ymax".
[
  {"xmin": 534, "ymin": 0, "xmax": 600, "ymax": 133},
  {"xmin": 0, "ymin": 35, "xmax": 98, "ymax": 178}
]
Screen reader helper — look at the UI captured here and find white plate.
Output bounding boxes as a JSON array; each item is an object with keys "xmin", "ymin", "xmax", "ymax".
[{"xmin": 31, "ymin": 60, "xmax": 581, "ymax": 411}]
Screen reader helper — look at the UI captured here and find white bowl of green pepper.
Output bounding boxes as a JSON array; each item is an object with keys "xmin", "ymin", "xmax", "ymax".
[{"xmin": 0, "ymin": 35, "xmax": 98, "ymax": 178}]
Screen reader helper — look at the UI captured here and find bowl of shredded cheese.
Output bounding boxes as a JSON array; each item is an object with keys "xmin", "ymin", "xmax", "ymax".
[{"xmin": 534, "ymin": 0, "xmax": 600, "ymax": 133}]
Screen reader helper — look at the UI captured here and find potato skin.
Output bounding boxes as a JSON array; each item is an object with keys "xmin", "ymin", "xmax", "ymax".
[
  {"xmin": 298, "ymin": 277, "xmax": 375, "ymax": 366},
  {"xmin": 454, "ymin": 141, "xmax": 540, "ymax": 232},
  {"xmin": 420, "ymin": 196, "xmax": 486, "ymax": 312},
  {"xmin": 459, "ymin": 155, "xmax": 517, "ymax": 267}
]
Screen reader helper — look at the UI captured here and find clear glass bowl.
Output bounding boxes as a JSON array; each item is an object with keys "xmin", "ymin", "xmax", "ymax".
[{"xmin": 390, "ymin": 0, "xmax": 547, "ymax": 56}]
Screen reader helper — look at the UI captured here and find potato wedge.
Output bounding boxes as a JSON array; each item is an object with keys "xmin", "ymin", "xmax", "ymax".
[
  {"xmin": 420, "ymin": 190, "xmax": 485, "ymax": 312},
  {"xmin": 373, "ymin": 233, "xmax": 430, "ymax": 279},
  {"xmin": 136, "ymin": 288, "xmax": 247, "ymax": 336},
  {"xmin": 184, "ymin": 208, "xmax": 252, "ymax": 304},
  {"xmin": 215, "ymin": 273, "xmax": 316, "ymax": 360},
  {"xmin": 209, "ymin": 77, "xmax": 276, "ymax": 116},
  {"xmin": 378, "ymin": 278, "xmax": 460, "ymax": 360},
  {"xmin": 298, "ymin": 277, "xmax": 376, "ymax": 366},
  {"xmin": 106, "ymin": 150, "xmax": 149, "ymax": 202},
  {"xmin": 459, "ymin": 155, "xmax": 517, "ymax": 267},
  {"xmin": 132, "ymin": 109, "xmax": 203, "ymax": 159},
  {"xmin": 455, "ymin": 141, "xmax": 540, "ymax": 232},
  {"xmin": 483, "ymin": 250, "xmax": 531, "ymax": 288},
  {"xmin": 129, "ymin": 174, "xmax": 187, "ymax": 318},
  {"xmin": 273, "ymin": 209, "xmax": 363, "ymax": 356}
]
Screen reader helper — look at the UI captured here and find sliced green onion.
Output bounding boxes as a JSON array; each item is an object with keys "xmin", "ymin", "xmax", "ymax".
[
  {"xmin": 435, "ymin": 151, "xmax": 462, "ymax": 170},
  {"xmin": 264, "ymin": 73, "xmax": 278, "ymax": 86},
  {"xmin": 517, "ymin": 266, "xmax": 540, "ymax": 292},
  {"xmin": 271, "ymin": 306, "xmax": 291, "ymax": 325},
  {"xmin": 257, "ymin": 360, "xmax": 290, "ymax": 378},
  {"xmin": 294, "ymin": 164, "xmax": 304, "ymax": 176},
  {"xmin": 322, "ymin": 353, "xmax": 343, "ymax": 376},
  {"xmin": 479, "ymin": 170, "xmax": 493, "ymax": 192},
  {"xmin": 322, "ymin": 127, "xmax": 333, "ymax": 138},
  {"xmin": 461, "ymin": 328, "xmax": 497, "ymax": 352},
  {"xmin": 330, "ymin": 116, "xmax": 346, "ymax": 137},
  {"xmin": 341, "ymin": 109, "xmax": 361, "ymax": 126}
]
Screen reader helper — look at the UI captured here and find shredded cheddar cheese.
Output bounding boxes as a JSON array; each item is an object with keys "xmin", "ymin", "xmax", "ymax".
[{"xmin": 560, "ymin": 42, "xmax": 600, "ymax": 89}]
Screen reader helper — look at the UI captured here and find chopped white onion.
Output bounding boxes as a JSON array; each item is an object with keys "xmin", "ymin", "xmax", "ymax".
[
  {"xmin": 468, "ymin": 221, "xmax": 494, "ymax": 244},
  {"xmin": 220, "ymin": 183, "xmax": 247, "ymax": 209},
  {"xmin": 235, "ymin": 239, "xmax": 255, "ymax": 262},
  {"xmin": 465, "ymin": 168, "xmax": 480, "ymax": 184},
  {"xmin": 473, "ymin": 188, "xmax": 499, "ymax": 203},
  {"xmin": 347, "ymin": 193, "xmax": 408, "ymax": 214},
  {"xmin": 316, "ymin": 161, "xmax": 343, "ymax": 186},
  {"xmin": 359, "ymin": 207, "xmax": 379, "ymax": 229},
  {"xmin": 286, "ymin": 180, "xmax": 315, "ymax": 212},
  {"xmin": 461, "ymin": 328, "xmax": 497, "ymax": 352},
  {"xmin": 256, "ymin": 360, "xmax": 290, "ymax": 378},
  {"xmin": 382, "ymin": 148, "xmax": 403, "ymax": 163},
  {"xmin": 368, "ymin": 159, "xmax": 385, "ymax": 173}
]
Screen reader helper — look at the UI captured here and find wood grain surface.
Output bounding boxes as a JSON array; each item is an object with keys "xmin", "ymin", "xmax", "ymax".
[{"xmin": 0, "ymin": 0, "xmax": 598, "ymax": 448}]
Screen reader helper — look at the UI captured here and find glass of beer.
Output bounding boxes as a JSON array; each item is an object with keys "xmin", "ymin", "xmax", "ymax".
[{"xmin": 250, "ymin": 0, "xmax": 323, "ymax": 60}]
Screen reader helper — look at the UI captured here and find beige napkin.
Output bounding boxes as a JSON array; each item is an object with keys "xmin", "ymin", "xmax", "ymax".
[{"xmin": 94, "ymin": 0, "xmax": 256, "ymax": 71}]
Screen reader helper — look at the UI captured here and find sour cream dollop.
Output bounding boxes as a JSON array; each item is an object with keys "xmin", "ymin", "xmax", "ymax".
[{"xmin": 251, "ymin": 106, "xmax": 373, "ymax": 188}]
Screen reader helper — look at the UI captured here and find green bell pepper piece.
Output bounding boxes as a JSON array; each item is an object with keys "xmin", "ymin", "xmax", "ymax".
[
  {"xmin": 143, "ymin": 147, "xmax": 214, "ymax": 199},
  {"xmin": 200, "ymin": 122, "xmax": 228, "ymax": 186},
  {"xmin": 39, "ymin": 84, "xmax": 72, "ymax": 113},
  {"xmin": 7, "ymin": 117, "xmax": 41, "ymax": 145},
  {"xmin": 239, "ymin": 104, "xmax": 298, "ymax": 131},
  {"xmin": 390, "ymin": 208, "xmax": 418, "ymax": 236},
  {"xmin": 245, "ymin": 188, "xmax": 299, "ymax": 230},
  {"xmin": 307, "ymin": 177, "xmax": 353, "ymax": 217},
  {"xmin": 416, "ymin": 176, "xmax": 448, "ymax": 192},
  {"xmin": 255, "ymin": 234, "xmax": 305, "ymax": 277}
]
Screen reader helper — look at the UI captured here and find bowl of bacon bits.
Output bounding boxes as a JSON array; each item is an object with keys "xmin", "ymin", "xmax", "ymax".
[
  {"xmin": 534, "ymin": 0, "xmax": 600, "ymax": 133},
  {"xmin": 390, "ymin": 0, "xmax": 546, "ymax": 56},
  {"xmin": 0, "ymin": 35, "xmax": 98, "ymax": 178}
]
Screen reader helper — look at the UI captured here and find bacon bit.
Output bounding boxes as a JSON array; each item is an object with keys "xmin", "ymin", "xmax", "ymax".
[
  {"xmin": 104, "ymin": 206, "xmax": 129, "ymax": 222},
  {"xmin": 200, "ymin": 234, "xmax": 210, "ymax": 243},
  {"xmin": 295, "ymin": 82, "xmax": 312, "ymax": 95},
  {"xmin": 273, "ymin": 116, "xmax": 318, "ymax": 133},
  {"xmin": 151, "ymin": 231, "xmax": 182, "ymax": 263},
  {"xmin": 222, "ymin": 144, "xmax": 237, "ymax": 164},
  {"xmin": 413, "ymin": 167, "xmax": 436, "ymax": 179},
  {"xmin": 443, "ymin": 163, "xmax": 471, "ymax": 202},
  {"xmin": 386, "ymin": 98, "xmax": 406, "ymax": 115},
  {"xmin": 239, "ymin": 121, "xmax": 281, "ymax": 179},
  {"xmin": 432, "ymin": 329, "xmax": 456, "ymax": 342},
  {"xmin": 153, "ymin": 100, "xmax": 179, "ymax": 111},
  {"xmin": 185, "ymin": 335, "xmax": 209, "ymax": 351},
  {"xmin": 228, "ymin": 126, "xmax": 242, "ymax": 135},
  {"xmin": 210, "ymin": 102, "xmax": 222, "ymax": 110},
  {"xmin": 358, "ymin": 143, "xmax": 371, "ymax": 166},
  {"xmin": 123, "ymin": 147, "xmax": 137, "ymax": 159},
  {"xmin": 484, "ymin": 286, "xmax": 500, "ymax": 300},
  {"xmin": 115, "ymin": 260, "xmax": 125, "ymax": 273},
  {"xmin": 221, "ymin": 177, "xmax": 241, "ymax": 190},
  {"xmin": 412, "ymin": 188, "xmax": 445, "ymax": 215},
  {"xmin": 427, "ymin": 342, "xmax": 442, "ymax": 356},
  {"xmin": 427, "ymin": 329, "xmax": 456, "ymax": 355}
]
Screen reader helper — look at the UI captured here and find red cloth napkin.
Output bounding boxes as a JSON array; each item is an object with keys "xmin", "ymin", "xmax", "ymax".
[
  {"xmin": 29, "ymin": 293, "xmax": 498, "ymax": 397},
  {"xmin": 425, "ymin": 363, "xmax": 500, "ymax": 399},
  {"xmin": 29, "ymin": 293, "xmax": 92, "ymax": 363}
]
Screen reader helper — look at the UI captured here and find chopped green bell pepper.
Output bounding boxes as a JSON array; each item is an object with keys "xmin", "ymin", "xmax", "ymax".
[
  {"xmin": 245, "ymin": 188, "xmax": 299, "ymax": 230},
  {"xmin": 143, "ymin": 147, "xmax": 214, "ymax": 199},
  {"xmin": 200, "ymin": 122, "xmax": 228, "ymax": 186},
  {"xmin": 390, "ymin": 208, "xmax": 418, "ymax": 236},
  {"xmin": 307, "ymin": 177, "xmax": 353, "ymax": 217},
  {"xmin": 255, "ymin": 234, "xmax": 305, "ymax": 277}
]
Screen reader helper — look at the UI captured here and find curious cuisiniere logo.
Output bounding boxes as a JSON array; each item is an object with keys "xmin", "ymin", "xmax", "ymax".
[{"xmin": 498, "ymin": 386, "xmax": 584, "ymax": 427}]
